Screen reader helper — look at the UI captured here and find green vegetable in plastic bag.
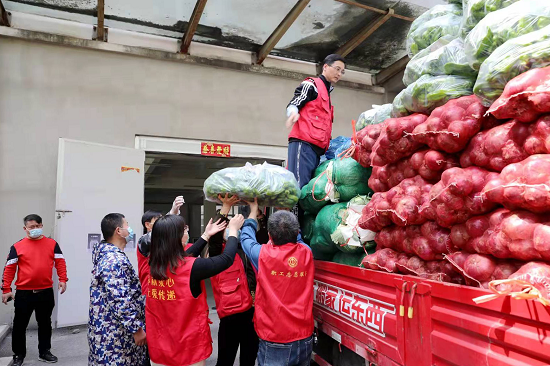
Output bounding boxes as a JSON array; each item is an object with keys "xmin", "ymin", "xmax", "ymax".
[
  {"xmin": 464, "ymin": 0, "xmax": 550, "ymax": 70},
  {"xmin": 404, "ymin": 38, "xmax": 476, "ymax": 86},
  {"xmin": 393, "ymin": 74, "xmax": 474, "ymax": 117},
  {"xmin": 461, "ymin": 0, "xmax": 521, "ymax": 37},
  {"xmin": 204, "ymin": 162, "xmax": 300, "ymax": 208},
  {"xmin": 409, "ymin": 4, "xmax": 463, "ymax": 36},
  {"xmin": 299, "ymin": 158, "xmax": 373, "ymax": 214},
  {"xmin": 332, "ymin": 252, "xmax": 367, "ymax": 267},
  {"xmin": 474, "ymin": 24, "xmax": 550, "ymax": 106},
  {"xmin": 407, "ymin": 14, "xmax": 462, "ymax": 56},
  {"xmin": 355, "ymin": 104, "xmax": 392, "ymax": 132}
]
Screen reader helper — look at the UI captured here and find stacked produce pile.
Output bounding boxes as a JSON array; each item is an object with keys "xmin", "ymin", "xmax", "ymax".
[
  {"xmin": 351, "ymin": 0, "xmax": 550, "ymax": 299},
  {"xmin": 299, "ymin": 151, "xmax": 376, "ymax": 267}
]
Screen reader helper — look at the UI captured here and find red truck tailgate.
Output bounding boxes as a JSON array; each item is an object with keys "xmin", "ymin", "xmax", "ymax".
[{"xmin": 314, "ymin": 260, "xmax": 550, "ymax": 366}]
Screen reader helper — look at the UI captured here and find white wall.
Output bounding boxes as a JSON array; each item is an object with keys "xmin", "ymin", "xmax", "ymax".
[{"xmin": 0, "ymin": 36, "xmax": 385, "ymax": 324}]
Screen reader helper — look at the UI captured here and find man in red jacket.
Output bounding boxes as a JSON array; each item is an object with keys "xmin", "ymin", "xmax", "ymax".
[
  {"xmin": 240, "ymin": 200, "xmax": 314, "ymax": 366},
  {"xmin": 285, "ymin": 54, "xmax": 346, "ymax": 190},
  {"xmin": 2, "ymin": 214, "xmax": 68, "ymax": 366}
]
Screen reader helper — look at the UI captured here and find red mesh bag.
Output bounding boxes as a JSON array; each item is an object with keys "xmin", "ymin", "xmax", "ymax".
[
  {"xmin": 420, "ymin": 167, "xmax": 499, "ymax": 228},
  {"xmin": 353, "ymin": 123, "xmax": 384, "ymax": 167}
]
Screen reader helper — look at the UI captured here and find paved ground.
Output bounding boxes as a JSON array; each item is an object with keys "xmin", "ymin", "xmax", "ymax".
[{"xmin": 0, "ymin": 280, "xmax": 238, "ymax": 366}]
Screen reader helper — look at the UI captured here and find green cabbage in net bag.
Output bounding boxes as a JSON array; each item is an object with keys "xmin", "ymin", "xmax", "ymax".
[
  {"xmin": 393, "ymin": 74, "xmax": 474, "ymax": 117},
  {"xmin": 355, "ymin": 104, "xmax": 392, "ymax": 132},
  {"xmin": 474, "ymin": 24, "xmax": 550, "ymax": 106},
  {"xmin": 332, "ymin": 252, "xmax": 367, "ymax": 267},
  {"xmin": 407, "ymin": 13, "xmax": 462, "ymax": 56},
  {"xmin": 461, "ymin": 0, "xmax": 521, "ymax": 37},
  {"xmin": 403, "ymin": 38, "xmax": 476, "ymax": 86},
  {"xmin": 204, "ymin": 162, "xmax": 299, "ymax": 208},
  {"xmin": 299, "ymin": 158, "xmax": 373, "ymax": 214},
  {"xmin": 464, "ymin": 0, "xmax": 550, "ymax": 70},
  {"xmin": 409, "ymin": 4, "xmax": 463, "ymax": 36},
  {"xmin": 302, "ymin": 213, "xmax": 316, "ymax": 245},
  {"xmin": 310, "ymin": 203, "xmax": 347, "ymax": 256}
]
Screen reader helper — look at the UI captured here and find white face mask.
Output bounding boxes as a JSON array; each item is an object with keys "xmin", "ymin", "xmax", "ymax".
[{"xmin": 28, "ymin": 228, "xmax": 43, "ymax": 239}]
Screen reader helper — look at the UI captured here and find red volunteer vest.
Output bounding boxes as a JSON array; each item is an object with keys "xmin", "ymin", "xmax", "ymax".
[
  {"xmin": 146, "ymin": 257, "xmax": 212, "ymax": 366},
  {"xmin": 288, "ymin": 77, "xmax": 334, "ymax": 150},
  {"xmin": 211, "ymin": 255, "xmax": 253, "ymax": 319},
  {"xmin": 137, "ymin": 249, "xmax": 149, "ymax": 295},
  {"xmin": 254, "ymin": 243, "xmax": 314, "ymax": 343}
]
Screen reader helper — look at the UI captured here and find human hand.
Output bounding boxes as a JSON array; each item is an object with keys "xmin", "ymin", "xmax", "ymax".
[
  {"xmin": 204, "ymin": 218, "xmax": 228, "ymax": 239},
  {"xmin": 133, "ymin": 328, "xmax": 147, "ymax": 346},
  {"xmin": 169, "ymin": 196, "xmax": 185, "ymax": 215},
  {"xmin": 246, "ymin": 198, "xmax": 259, "ymax": 221},
  {"xmin": 59, "ymin": 282, "xmax": 67, "ymax": 294},
  {"xmin": 285, "ymin": 113, "xmax": 299, "ymax": 129},
  {"xmin": 2, "ymin": 292, "xmax": 13, "ymax": 305},
  {"xmin": 218, "ymin": 193, "xmax": 240, "ymax": 215},
  {"xmin": 228, "ymin": 214, "xmax": 245, "ymax": 237}
]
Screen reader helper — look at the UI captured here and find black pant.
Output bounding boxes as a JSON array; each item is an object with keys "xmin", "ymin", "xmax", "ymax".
[
  {"xmin": 12, "ymin": 288, "xmax": 55, "ymax": 358},
  {"xmin": 216, "ymin": 307, "xmax": 259, "ymax": 366}
]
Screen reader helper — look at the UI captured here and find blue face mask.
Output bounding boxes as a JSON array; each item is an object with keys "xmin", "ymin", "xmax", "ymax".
[
  {"xmin": 122, "ymin": 227, "xmax": 134, "ymax": 243},
  {"xmin": 28, "ymin": 228, "xmax": 43, "ymax": 239}
]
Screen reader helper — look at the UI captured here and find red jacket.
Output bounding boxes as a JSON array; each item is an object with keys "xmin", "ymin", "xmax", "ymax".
[
  {"xmin": 254, "ymin": 242, "xmax": 314, "ymax": 343},
  {"xmin": 211, "ymin": 254, "xmax": 253, "ymax": 319},
  {"xmin": 2, "ymin": 237, "xmax": 68, "ymax": 293},
  {"xmin": 288, "ymin": 77, "xmax": 334, "ymax": 150},
  {"xmin": 145, "ymin": 256, "xmax": 212, "ymax": 366}
]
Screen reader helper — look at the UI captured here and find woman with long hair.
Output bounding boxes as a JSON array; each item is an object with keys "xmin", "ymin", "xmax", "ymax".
[{"xmin": 146, "ymin": 214, "xmax": 244, "ymax": 366}]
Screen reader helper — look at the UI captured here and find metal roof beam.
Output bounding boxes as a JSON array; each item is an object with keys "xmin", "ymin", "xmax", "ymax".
[
  {"xmin": 334, "ymin": 0, "xmax": 415, "ymax": 22},
  {"xmin": 0, "ymin": 0, "xmax": 10, "ymax": 27},
  {"xmin": 180, "ymin": 0, "xmax": 208, "ymax": 54},
  {"xmin": 375, "ymin": 55, "xmax": 409, "ymax": 85},
  {"xmin": 256, "ymin": 0, "xmax": 311, "ymax": 65},
  {"xmin": 335, "ymin": 9, "xmax": 394, "ymax": 57}
]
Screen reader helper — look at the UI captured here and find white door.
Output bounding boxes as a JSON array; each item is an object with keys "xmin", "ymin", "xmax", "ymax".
[{"xmin": 53, "ymin": 138, "xmax": 144, "ymax": 327}]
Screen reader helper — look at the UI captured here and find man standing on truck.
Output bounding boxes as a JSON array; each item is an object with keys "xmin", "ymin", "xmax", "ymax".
[
  {"xmin": 241, "ymin": 199, "xmax": 314, "ymax": 366},
  {"xmin": 285, "ymin": 54, "xmax": 346, "ymax": 189}
]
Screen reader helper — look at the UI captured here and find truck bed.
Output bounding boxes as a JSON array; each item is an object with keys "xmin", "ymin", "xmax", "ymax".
[{"xmin": 313, "ymin": 260, "xmax": 550, "ymax": 366}]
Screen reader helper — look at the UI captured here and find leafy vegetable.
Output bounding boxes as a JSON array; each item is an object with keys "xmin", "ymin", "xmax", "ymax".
[
  {"xmin": 461, "ymin": 0, "xmax": 521, "ymax": 37},
  {"xmin": 407, "ymin": 13, "xmax": 462, "ymax": 56},
  {"xmin": 356, "ymin": 104, "xmax": 392, "ymax": 132}
]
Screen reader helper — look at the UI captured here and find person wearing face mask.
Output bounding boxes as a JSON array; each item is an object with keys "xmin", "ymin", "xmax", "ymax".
[
  {"xmin": 146, "ymin": 214, "xmax": 244, "ymax": 366},
  {"xmin": 1, "ymin": 214, "xmax": 68, "ymax": 366},
  {"xmin": 207, "ymin": 194, "xmax": 259, "ymax": 366},
  {"xmin": 88, "ymin": 213, "xmax": 147, "ymax": 366}
]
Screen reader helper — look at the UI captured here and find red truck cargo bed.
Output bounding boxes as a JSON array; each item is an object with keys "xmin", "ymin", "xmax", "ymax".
[{"xmin": 313, "ymin": 260, "xmax": 550, "ymax": 366}]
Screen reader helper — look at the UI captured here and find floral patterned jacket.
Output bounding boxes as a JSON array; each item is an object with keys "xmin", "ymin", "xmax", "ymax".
[{"xmin": 88, "ymin": 241, "xmax": 146, "ymax": 366}]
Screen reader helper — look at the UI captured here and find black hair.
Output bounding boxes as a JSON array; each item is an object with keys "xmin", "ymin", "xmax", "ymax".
[
  {"xmin": 142, "ymin": 210, "xmax": 163, "ymax": 234},
  {"xmin": 23, "ymin": 214, "xmax": 42, "ymax": 226},
  {"xmin": 101, "ymin": 213, "xmax": 125, "ymax": 242},
  {"xmin": 267, "ymin": 211, "xmax": 300, "ymax": 245},
  {"xmin": 323, "ymin": 54, "xmax": 346, "ymax": 67},
  {"xmin": 149, "ymin": 215, "xmax": 188, "ymax": 280}
]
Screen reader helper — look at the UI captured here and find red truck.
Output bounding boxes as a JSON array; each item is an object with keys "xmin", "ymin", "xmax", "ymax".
[{"xmin": 312, "ymin": 260, "xmax": 550, "ymax": 366}]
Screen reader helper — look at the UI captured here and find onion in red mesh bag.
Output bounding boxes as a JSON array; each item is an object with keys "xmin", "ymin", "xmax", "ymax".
[
  {"xmin": 446, "ymin": 251, "xmax": 522, "ymax": 288},
  {"xmin": 410, "ymin": 95, "xmax": 498, "ymax": 153},
  {"xmin": 370, "ymin": 114, "xmax": 428, "ymax": 167},
  {"xmin": 451, "ymin": 208, "xmax": 550, "ymax": 261},
  {"xmin": 360, "ymin": 176, "xmax": 433, "ymax": 231},
  {"xmin": 421, "ymin": 167, "xmax": 499, "ymax": 228},
  {"xmin": 483, "ymin": 154, "xmax": 550, "ymax": 214},
  {"xmin": 370, "ymin": 150, "xmax": 459, "ymax": 192},
  {"xmin": 376, "ymin": 222, "xmax": 455, "ymax": 261},
  {"xmin": 354, "ymin": 123, "xmax": 385, "ymax": 167},
  {"xmin": 362, "ymin": 248, "xmax": 399, "ymax": 272},
  {"xmin": 488, "ymin": 66, "xmax": 550, "ymax": 123}
]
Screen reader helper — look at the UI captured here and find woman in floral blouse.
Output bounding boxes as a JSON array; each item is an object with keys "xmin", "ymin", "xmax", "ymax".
[{"xmin": 88, "ymin": 213, "xmax": 147, "ymax": 366}]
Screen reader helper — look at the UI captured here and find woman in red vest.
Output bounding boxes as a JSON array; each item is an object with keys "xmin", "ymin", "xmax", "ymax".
[{"xmin": 146, "ymin": 214, "xmax": 245, "ymax": 366}]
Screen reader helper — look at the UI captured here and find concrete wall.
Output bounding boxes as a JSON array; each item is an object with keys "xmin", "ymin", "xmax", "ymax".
[{"xmin": 0, "ymin": 36, "xmax": 385, "ymax": 324}]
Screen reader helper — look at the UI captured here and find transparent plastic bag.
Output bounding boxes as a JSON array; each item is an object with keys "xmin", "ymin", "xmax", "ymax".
[
  {"xmin": 355, "ymin": 104, "xmax": 392, "ymax": 131},
  {"xmin": 397, "ymin": 74, "xmax": 475, "ymax": 116},
  {"xmin": 407, "ymin": 13, "xmax": 462, "ymax": 56},
  {"xmin": 330, "ymin": 196, "xmax": 376, "ymax": 254},
  {"xmin": 403, "ymin": 38, "xmax": 476, "ymax": 86},
  {"xmin": 464, "ymin": 0, "xmax": 550, "ymax": 70},
  {"xmin": 474, "ymin": 25, "xmax": 550, "ymax": 106},
  {"xmin": 204, "ymin": 162, "xmax": 299, "ymax": 208},
  {"xmin": 461, "ymin": 0, "xmax": 521, "ymax": 37},
  {"xmin": 409, "ymin": 4, "xmax": 463, "ymax": 36}
]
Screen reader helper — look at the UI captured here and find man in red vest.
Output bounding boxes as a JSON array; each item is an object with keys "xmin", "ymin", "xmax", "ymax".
[
  {"xmin": 240, "ymin": 199, "xmax": 314, "ymax": 366},
  {"xmin": 285, "ymin": 54, "xmax": 346, "ymax": 190}
]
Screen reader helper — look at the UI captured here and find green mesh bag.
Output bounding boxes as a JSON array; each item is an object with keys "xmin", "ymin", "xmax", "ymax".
[
  {"xmin": 332, "ymin": 252, "xmax": 367, "ymax": 267},
  {"xmin": 299, "ymin": 158, "xmax": 373, "ymax": 215},
  {"xmin": 302, "ymin": 213, "xmax": 316, "ymax": 245},
  {"xmin": 309, "ymin": 203, "xmax": 347, "ymax": 256},
  {"xmin": 330, "ymin": 196, "xmax": 376, "ymax": 254}
]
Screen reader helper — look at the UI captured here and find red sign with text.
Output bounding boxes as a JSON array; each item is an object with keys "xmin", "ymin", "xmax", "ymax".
[{"xmin": 201, "ymin": 142, "xmax": 231, "ymax": 158}]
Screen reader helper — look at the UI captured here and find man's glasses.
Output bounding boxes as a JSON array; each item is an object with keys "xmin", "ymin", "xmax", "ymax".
[{"xmin": 329, "ymin": 65, "xmax": 345, "ymax": 75}]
